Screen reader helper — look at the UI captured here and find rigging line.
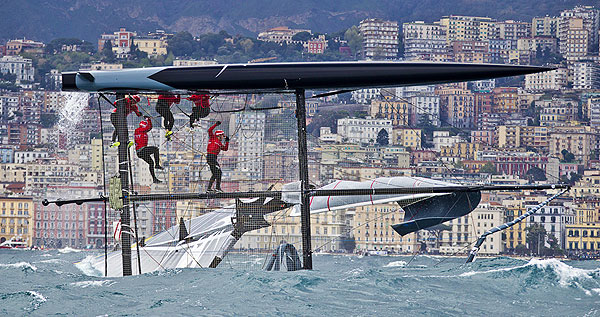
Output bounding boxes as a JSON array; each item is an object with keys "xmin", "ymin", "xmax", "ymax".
[{"xmin": 96, "ymin": 94, "xmax": 110, "ymax": 277}]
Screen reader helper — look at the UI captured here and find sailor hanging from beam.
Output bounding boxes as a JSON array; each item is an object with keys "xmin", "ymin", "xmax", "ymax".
[
  {"xmin": 134, "ymin": 116, "xmax": 163, "ymax": 184},
  {"xmin": 110, "ymin": 95, "xmax": 142, "ymax": 147},
  {"xmin": 206, "ymin": 121, "xmax": 229, "ymax": 192},
  {"xmin": 155, "ymin": 93, "xmax": 181, "ymax": 141},
  {"xmin": 186, "ymin": 94, "xmax": 211, "ymax": 128}
]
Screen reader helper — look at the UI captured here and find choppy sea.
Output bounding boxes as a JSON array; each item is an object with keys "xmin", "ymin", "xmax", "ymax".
[{"xmin": 1, "ymin": 249, "xmax": 599, "ymax": 316}]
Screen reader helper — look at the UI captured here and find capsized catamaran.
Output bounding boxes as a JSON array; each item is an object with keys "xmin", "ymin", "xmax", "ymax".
[{"xmin": 85, "ymin": 176, "xmax": 566, "ymax": 276}]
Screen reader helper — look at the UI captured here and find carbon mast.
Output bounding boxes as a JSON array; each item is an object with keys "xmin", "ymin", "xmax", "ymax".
[{"xmin": 114, "ymin": 93, "xmax": 133, "ymax": 276}]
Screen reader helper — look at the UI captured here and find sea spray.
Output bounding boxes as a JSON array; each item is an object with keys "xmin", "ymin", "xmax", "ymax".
[{"xmin": 56, "ymin": 92, "xmax": 90, "ymax": 134}]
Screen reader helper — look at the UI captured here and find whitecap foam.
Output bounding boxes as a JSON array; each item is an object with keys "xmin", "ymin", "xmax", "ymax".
[
  {"xmin": 0, "ymin": 262, "xmax": 37, "ymax": 271},
  {"xmin": 592, "ymin": 288, "xmax": 600, "ymax": 295},
  {"xmin": 27, "ymin": 291, "xmax": 47, "ymax": 302},
  {"xmin": 384, "ymin": 261, "xmax": 407, "ymax": 268},
  {"xmin": 528, "ymin": 258, "xmax": 596, "ymax": 286},
  {"xmin": 75, "ymin": 255, "xmax": 102, "ymax": 276},
  {"xmin": 58, "ymin": 247, "xmax": 82, "ymax": 254},
  {"xmin": 71, "ymin": 280, "xmax": 115, "ymax": 288}
]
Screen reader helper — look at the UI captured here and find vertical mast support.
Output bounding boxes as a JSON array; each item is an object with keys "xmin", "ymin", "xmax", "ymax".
[
  {"xmin": 115, "ymin": 93, "xmax": 133, "ymax": 276},
  {"xmin": 295, "ymin": 88, "xmax": 313, "ymax": 269}
]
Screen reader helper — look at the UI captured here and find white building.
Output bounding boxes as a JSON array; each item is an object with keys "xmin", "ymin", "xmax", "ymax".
[
  {"xmin": 319, "ymin": 127, "xmax": 341, "ymax": 143},
  {"xmin": 410, "ymin": 95, "xmax": 440, "ymax": 126},
  {"xmin": 432, "ymin": 131, "xmax": 462, "ymax": 151},
  {"xmin": 0, "ymin": 55, "xmax": 34, "ymax": 83},
  {"xmin": 337, "ymin": 118, "xmax": 392, "ymax": 144},
  {"xmin": 15, "ymin": 151, "xmax": 49, "ymax": 164},
  {"xmin": 359, "ymin": 19, "xmax": 399, "ymax": 59},
  {"xmin": 257, "ymin": 26, "xmax": 311, "ymax": 44},
  {"xmin": 230, "ymin": 111, "xmax": 266, "ymax": 180},
  {"xmin": 527, "ymin": 202, "xmax": 568, "ymax": 249},
  {"xmin": 395, "ymin": 85, "xmax": 435, "ymax": 98},
  {"xmin": 402, "ymin": 21, "xmax": 447, "ymax": 60},
  {"xmin": 572, "ymin": 62, "xmax": 600, "ymax": 90},
  {"xmin": 351, "ymin": 88, "xmax": 381, "ymax": 104},
  {"xmin": 525, "ymin": 67, "xmax": 568, "ymax": 91},
  {"xmin": 470, "ymin": 79, "xmax": 496, "ymax": 92}
]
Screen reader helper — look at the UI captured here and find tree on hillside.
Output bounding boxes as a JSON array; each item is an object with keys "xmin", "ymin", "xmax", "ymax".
[
  {"xmin": 526, "ymin": 167, "xmax": 547, "ymax": 182},
  {"xmin": 376, "ymin": 128, "xmax": 389, "ymax": 146},
  {"xmin": 526, "ymin": 224, "xmax": 547, "ymax": 255},
  {"xmin": 480, "ymin": 162, "xmax": 497, "ymax": 174},
  {"xmin": 344, "ymin": 26, "xmax": 362, "ymax": 59},
  {"xmin": 101, "ymin": 41, "xmax": 115, "ymax": 63},
  {"xmin": 561, "ymin": 149, "xmax": 575, "ymax": 163},
  {"xmin": 168, "ymin": 31, "xmax": 198, "ymax": 57},
  {"xmin": 292, "ymin": 31, "xmax": 311, "ymax": 42}
]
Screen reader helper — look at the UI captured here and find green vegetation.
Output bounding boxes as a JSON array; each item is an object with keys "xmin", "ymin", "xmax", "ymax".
[
  {"xmin": 376, "ymin": 128, "xmax": 389, "ymax": 146},
  {"xmin": 480, "ymin": 162, "xmax": 497, "ymax": 174}
]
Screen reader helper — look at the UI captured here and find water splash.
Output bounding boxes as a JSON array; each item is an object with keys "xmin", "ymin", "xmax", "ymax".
[
  {"xmin": 74, "ymin": 255, "xmax": 103, "ymax": 277},
  {"xmin": 0, "ymin": 262, "xmax": 37, "ymax": 271},
  {"xmin": 58, "ymin": 247, "xmax": 82, "ymax": 254},
  {"xmin": 56, "ymin": 92, "xmax": 90, "ymax": 133},
  {"xmin": 384, "ymin": 260, "xmax": 407, "ymax": 268}
]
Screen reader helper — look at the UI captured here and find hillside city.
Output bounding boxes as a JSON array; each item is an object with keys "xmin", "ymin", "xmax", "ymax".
[{"xmin": 1, "ymin": 5, "xmax": 600, "ymax": 260}]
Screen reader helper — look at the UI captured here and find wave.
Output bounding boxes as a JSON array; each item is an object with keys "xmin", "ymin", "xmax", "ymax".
[
  {"xmin": 71, "ymin": 280, "xmax": 115, "ymax": 288},
  {"xmin": 0, "ymin": 262, "xmax": 37, "ymax": 271},
  {"xmin": 74, "ymin": 255, "xmax": 102, "ymax": 276},
  {"xmin": 58, "ymin": 247, "xmax": 82, "ymax": 254},
  {"xmin": 384, "ymin": 260, "xmax": 407, "ymax": 268}
]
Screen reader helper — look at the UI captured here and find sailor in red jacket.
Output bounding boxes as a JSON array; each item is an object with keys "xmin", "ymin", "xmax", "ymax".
[
  {"xmin": 187, "ymin": 94, "xmax": 210, "ymax": 128},
  {"xmin": 156, "ymin": 94, "xmax": 180, "ymax": 140},
  {"xmin": 134, "ymin": 117, "xmax": 163, "ymax": 184},
  {"xmin": 206, "ymin": 121, "xmax": 229, "ymax": 192},
  {"xmin": 110, "ymin": 95, "xmax": 142, "ymax": 147}
]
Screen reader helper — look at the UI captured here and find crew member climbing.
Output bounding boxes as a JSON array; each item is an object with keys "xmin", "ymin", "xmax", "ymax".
[
  {"xmin": 110, "ymin": 95, "xmax": 142, "ymax": 147},
  {"xmin": 156, "ymin": 94, "xmax": 181, "ymax": 140},
  {"xmin": 187, "ymin": 94, "xmax": 211, "ymax": 128},
  {"xmin": 134, "ymin": 117, "xmax": 164, "ymax": 184},
  {"xmin": 206, "ymin": 121, "xmax": 229, "ymax": 192}
]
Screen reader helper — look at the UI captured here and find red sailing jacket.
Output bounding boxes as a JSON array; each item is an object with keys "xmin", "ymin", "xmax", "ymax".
[
  {"xmin": 188, "ymin": 94, "xmax": 210, "ymax": 108},
  {"xmin": 111, "ymin": 96, "xmax": 142, "ymax": 116},
  {"xmin": 207, "ymin": 123, "xmax": 229, "ymax": 155},
  {"xmin": 157, "ymin": 94, "xmax": 181, "ymax": 106},
  {"xmin": 134, "ymin": 118, "xmax": 152, "ymax": 151}
]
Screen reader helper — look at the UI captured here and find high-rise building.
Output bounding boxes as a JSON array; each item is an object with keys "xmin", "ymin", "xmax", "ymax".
[
  {"xmin": 558, "ymin": 6, "xmax": 600, "ymax": 55},
  {"xmin": 402, "ymin": 21, "xmax": 447, "ymax": 60},
  {"xmin": 439, "ymin": 15, "xmax": 497, "ymax": 44},
  {"xmin": 230, "ymin": 111, "xmax": 266, "ymax": 180},
  {"xmin": 369, "ymin": 99, "xmax": 411, "ymax": 126},
  {"xmin": 359, "ymin": 19, "xmax": 399, "ymax": 59},
  {"xmin": 572, "ymin": 61, "xmax": 600, "ymax": 90},
  {"xmin": 496, "ymin": 20, "xmax": 532, "ymax": 43},
  {"xmin": 532, "ymin": 16, "xmax": 559, "ymax": 37}
]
